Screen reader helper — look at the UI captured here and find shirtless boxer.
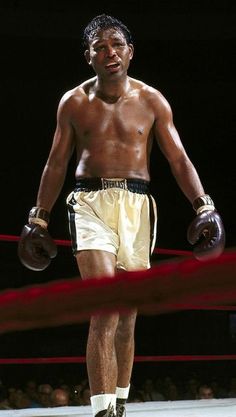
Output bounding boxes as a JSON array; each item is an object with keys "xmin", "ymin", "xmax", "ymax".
[{"xmin": 18, "ymin": 14, "xmax": 225, "ymax": 417}]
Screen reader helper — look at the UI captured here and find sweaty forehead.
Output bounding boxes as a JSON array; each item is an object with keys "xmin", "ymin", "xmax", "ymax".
[{"xmin": 90, "ymin": 28, "xmax": 126, "ymax": 45}]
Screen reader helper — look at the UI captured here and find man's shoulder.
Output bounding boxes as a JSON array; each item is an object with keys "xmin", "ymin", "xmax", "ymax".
[
  {"xmin": 59, "ymin": 77, "xmax": 96, "ymax": 106},
  {"xmin": 130, "ymin": 77, "xmax": 165, "ymax": 98},
  {"xmin": 59, "ymin": 85, "xmax": 85, "ymax": 105},
  {"xmin": 131, "ymin": 79, "xmax": 169, "ymax": 110}
]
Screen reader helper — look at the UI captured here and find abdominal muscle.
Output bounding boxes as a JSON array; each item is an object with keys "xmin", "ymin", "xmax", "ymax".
[{"xmin": 75, "ymin": 138, "xmax": 151, "ymax": 180}]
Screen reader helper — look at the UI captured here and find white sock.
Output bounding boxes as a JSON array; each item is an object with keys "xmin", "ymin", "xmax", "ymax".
[
  {"xmin": 91, "ymin": 393, "xmax": 116, "ymax": 416},
  {"xmin": 116, "ymin": 384, "xmax": 130, "ymax": 401}
]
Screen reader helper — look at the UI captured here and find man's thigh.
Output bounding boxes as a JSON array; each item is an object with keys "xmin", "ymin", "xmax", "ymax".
[{"xmin": 76, "ymin": 249, "xmax": 117, "ymax": 279}]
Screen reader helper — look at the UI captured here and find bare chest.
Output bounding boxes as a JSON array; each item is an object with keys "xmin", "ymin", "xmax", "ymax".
[{"xmin": 72, "ymin": 96, "xmax": 154, "ymax": 145}]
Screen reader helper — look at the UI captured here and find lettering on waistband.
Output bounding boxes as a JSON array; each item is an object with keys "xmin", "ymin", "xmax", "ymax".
[{"xmin": 101, "ymin": 178, "xmax": 128, "ymax": 190}]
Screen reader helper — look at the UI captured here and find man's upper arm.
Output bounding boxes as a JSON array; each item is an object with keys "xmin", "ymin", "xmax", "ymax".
[
  {"xmin": 47, "ymin": 94, "xmax": 75, "ymax": 166},
  {"xmin": 152, "ymin": 91, "xmax": 187, "ymax": 164}
]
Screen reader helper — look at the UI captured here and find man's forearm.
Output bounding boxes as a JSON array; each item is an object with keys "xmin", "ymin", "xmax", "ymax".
[
  {"xmin": 36, "ymin": 164, "xmax": 67, "ymax": 212},
  {"xmin": 170, "ymin": 156, "xmax": 205, "ymax": 204}
]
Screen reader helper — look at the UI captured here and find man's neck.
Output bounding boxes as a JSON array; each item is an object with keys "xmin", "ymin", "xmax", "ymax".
[{"xmin": 95, "ymin": 77, "xmax": 130, "ymax": 103}]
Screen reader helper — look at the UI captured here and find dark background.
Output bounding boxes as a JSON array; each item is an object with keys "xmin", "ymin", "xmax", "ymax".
[{"xmin": 0, "ymin": 0, "xmax": 236, "ymax": 383}]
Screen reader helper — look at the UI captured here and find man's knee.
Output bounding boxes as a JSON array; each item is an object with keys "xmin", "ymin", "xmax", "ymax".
[
  {"xmin": 116, "ymin": 312, "xmax": 137, "ymax": 342},
  {"xmin": 90, "ymin": 313, "xmax": 119, "ymax": 337}
]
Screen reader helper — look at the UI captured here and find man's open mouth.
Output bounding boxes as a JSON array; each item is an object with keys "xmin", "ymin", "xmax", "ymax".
[{"xmin": 105, "ymin": 62, "xmax": 120, "ymax": 70}]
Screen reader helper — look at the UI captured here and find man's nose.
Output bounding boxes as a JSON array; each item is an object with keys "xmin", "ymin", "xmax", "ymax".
[{"xmin": 106, "ymin": 45, "xmax": 116, "ymax": 57}]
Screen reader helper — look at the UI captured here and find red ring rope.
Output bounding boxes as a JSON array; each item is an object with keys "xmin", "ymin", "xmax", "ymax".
[
  {"xmin": 1, "ymin": 237, "xmax": 236, "ymax": 367},
  {"xmin": 0, "ymin": 354, "xmax": 236, "ymax": 365},
  {"xmin": 0, "ymin": 234, "xmax": 192, "ymax": 256},
  {"xmin": 0, "ymin": 251, "xmax": 235, "ymax": 334}
]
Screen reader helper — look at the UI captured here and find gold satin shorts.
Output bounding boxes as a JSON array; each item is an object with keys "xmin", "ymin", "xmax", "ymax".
[{"xmin": 66, "ymin": 179, "xmax": 157, "ymax": 270}]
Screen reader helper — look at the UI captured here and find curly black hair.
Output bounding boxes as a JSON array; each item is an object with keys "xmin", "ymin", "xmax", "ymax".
[{"xmin": 82, "ymin": 14, "xmax": 133, "ymax": 48}]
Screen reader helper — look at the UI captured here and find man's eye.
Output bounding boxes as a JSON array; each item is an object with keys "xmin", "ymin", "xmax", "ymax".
[{"xmin": 96, "ymin": 46, "xmax": 105, "ymax": 51}]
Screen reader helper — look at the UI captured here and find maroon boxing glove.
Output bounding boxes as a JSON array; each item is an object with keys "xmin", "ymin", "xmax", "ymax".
[
  {"xmin": 18, "ymin": 223, "xmax": 57, "ymax": 271},
  {"xmin": 18, "ymin": 206, "xmax": 57, "ymax": 271},
  {"xmin": 187, "ymin": 195, "xmax": 225, "ymax": 261}
]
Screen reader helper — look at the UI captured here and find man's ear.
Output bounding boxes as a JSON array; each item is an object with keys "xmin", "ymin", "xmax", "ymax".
[
  {"xmin": 84, "ymin": 50, "xmax": 91, "ymax": 65},
  {"xmin": 129, "ymin": 44, "xmax": 134, "ymax": 60}
]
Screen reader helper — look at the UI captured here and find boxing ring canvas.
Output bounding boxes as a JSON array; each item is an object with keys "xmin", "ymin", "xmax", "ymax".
[{"xmin": 1, "ymin": 399, "xmax": 236, "ymax": 417}]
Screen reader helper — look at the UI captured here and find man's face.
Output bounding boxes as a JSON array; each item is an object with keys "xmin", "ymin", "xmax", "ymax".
[
  {"xmin": 199, "ymin": 387, "xmax": 214, "ymax": 399},
  {"xmin": 85, "ymin": 28, "xmax": 134, "ymax": 79}
]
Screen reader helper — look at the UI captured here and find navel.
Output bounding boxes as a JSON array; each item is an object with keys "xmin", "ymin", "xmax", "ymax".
[{"xmin": 138, "ymin": 128, "xmax": 144, "ymax": 135}]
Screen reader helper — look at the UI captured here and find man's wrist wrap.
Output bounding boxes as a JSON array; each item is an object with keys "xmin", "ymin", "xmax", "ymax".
[
  {"xmin": 28, "ymin": 206, "xmax": 50, "ymax": 228},
  {"xmin": 193, "ymin": 194, "xmax": 215, "ymax": 215}
]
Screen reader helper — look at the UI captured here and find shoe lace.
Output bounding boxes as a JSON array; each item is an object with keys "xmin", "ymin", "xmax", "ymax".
[
  {"xmin": 116, "ymin": 403, "xmax": 126, "ymax": 417},
  {"xmin": 106, "ymin": 403, "xmax": 115, "ymax": 417}
]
